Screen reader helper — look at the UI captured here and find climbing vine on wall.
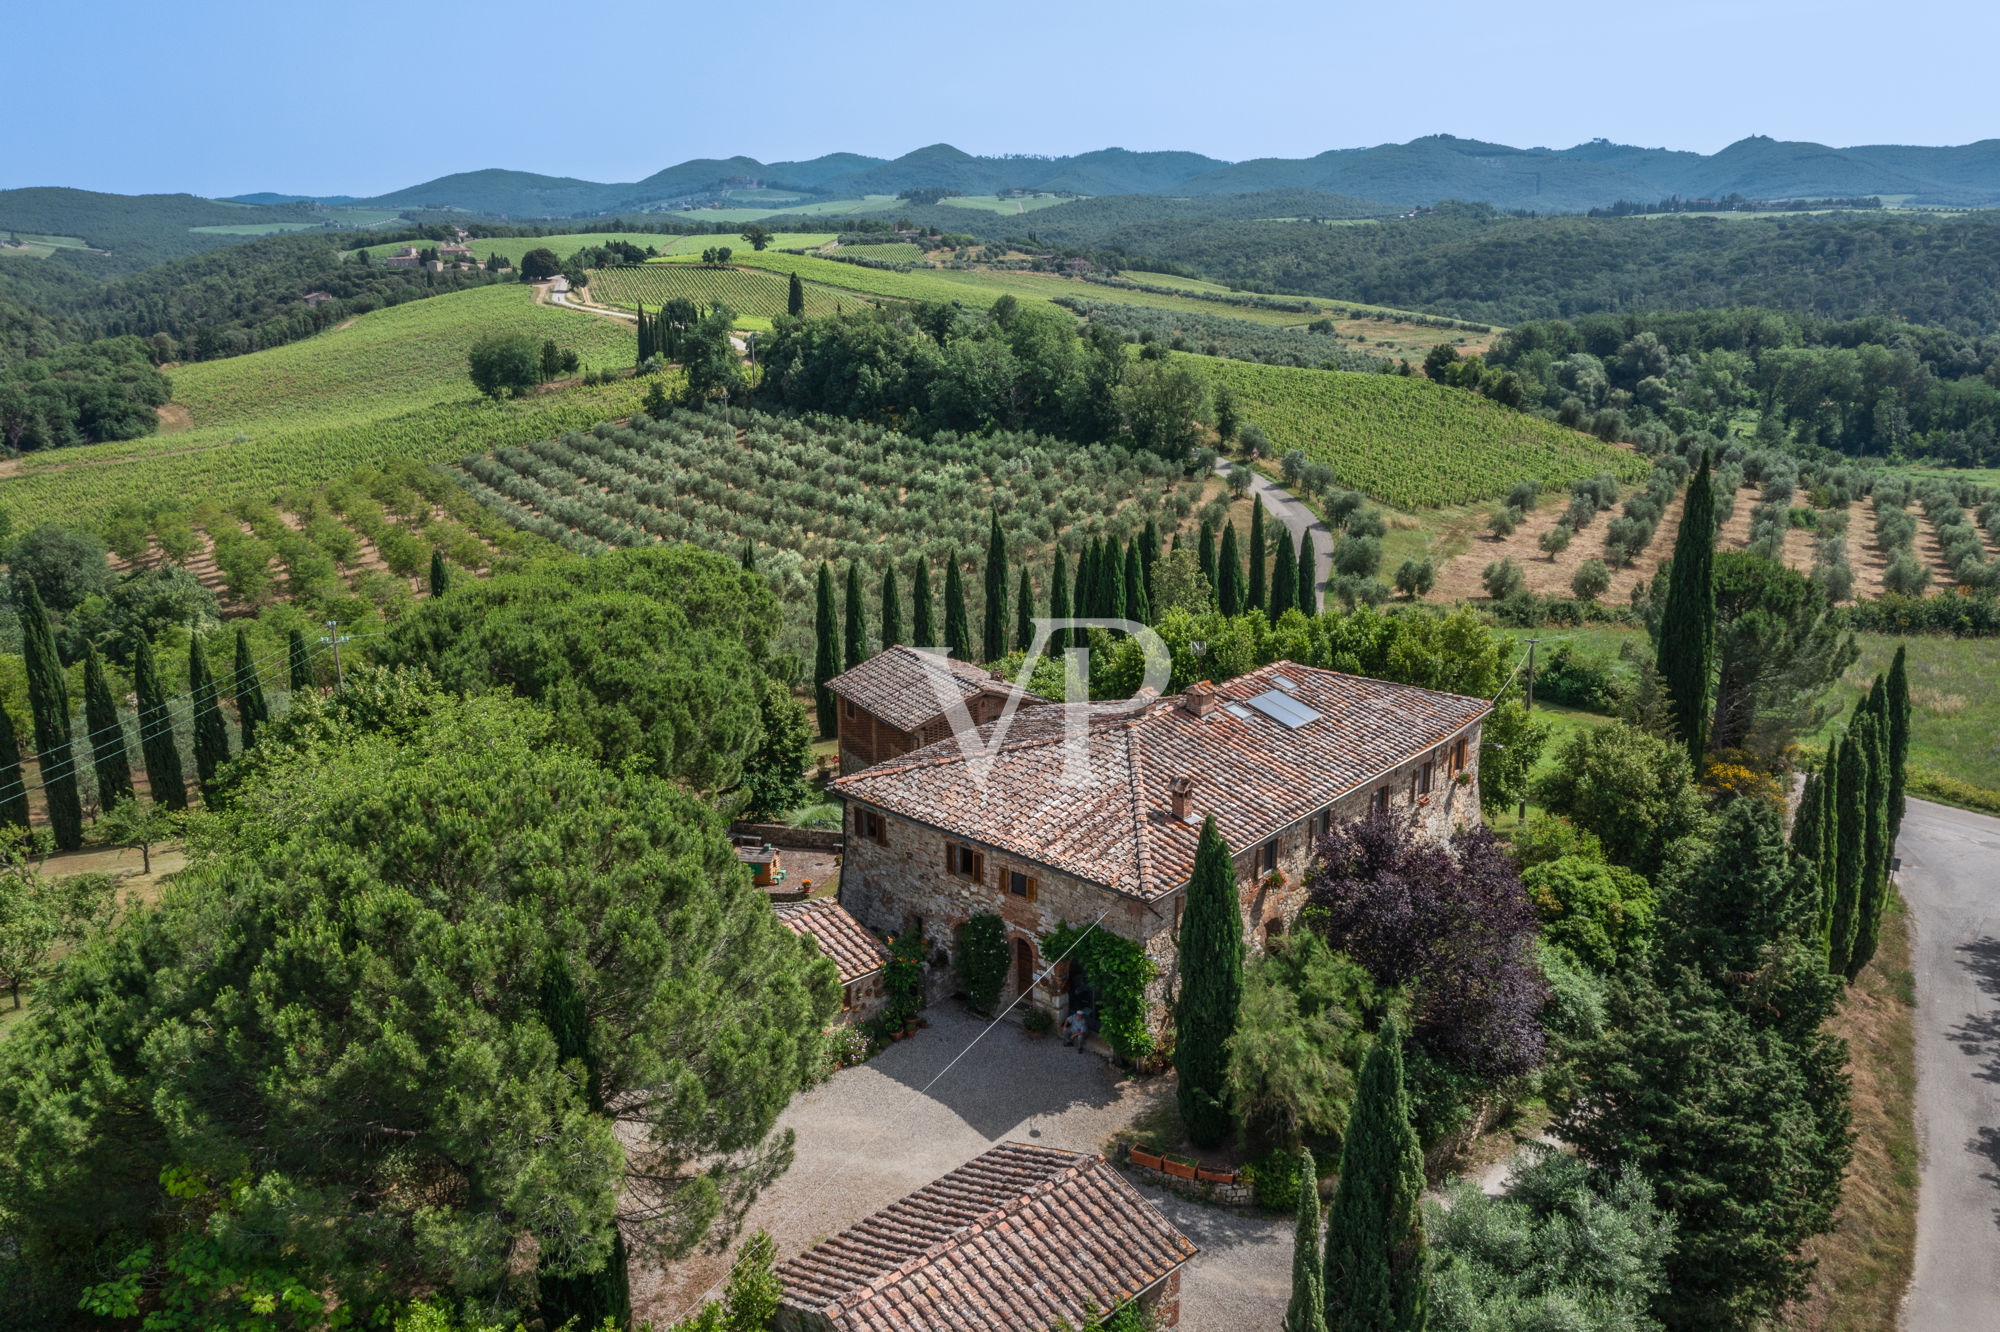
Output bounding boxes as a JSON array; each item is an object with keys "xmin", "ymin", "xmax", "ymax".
[
  {"xmin": 1044, "ymin": 922, "xmax": 1159, "ymax": 1062},
  {"xmin": 954, "ymin": 914, "xmax": 1010, "ymax": 1015}
]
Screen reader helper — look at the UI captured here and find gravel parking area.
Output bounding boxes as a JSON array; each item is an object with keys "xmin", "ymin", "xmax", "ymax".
[{"xmin": 630, "ymin": 1003, "xmax": 1291, "ymax": 1329}]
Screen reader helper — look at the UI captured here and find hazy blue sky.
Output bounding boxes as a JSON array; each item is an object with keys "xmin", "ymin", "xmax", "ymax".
[{"xmin": 14, "ymin": 0, "xmax": 1998, "ymax": 197}]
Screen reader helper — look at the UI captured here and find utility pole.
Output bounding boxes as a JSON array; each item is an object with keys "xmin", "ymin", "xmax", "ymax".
[
  {"xmin": 318, "ymin": 620, "xmax": 351, "ymax": 690},
  {"xmin": 1518, "ymin": 637, "xmax": 1538, "ymax": 825}
]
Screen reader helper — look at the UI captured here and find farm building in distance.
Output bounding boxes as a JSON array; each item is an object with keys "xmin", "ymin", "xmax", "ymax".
[
  {"xmin": 825, "ymin": 645, "xmax": 1048, "ymax": 775},
  {"xmin": 830, "ymin": 659, "xmax": 1489, "ymax": 1045}
]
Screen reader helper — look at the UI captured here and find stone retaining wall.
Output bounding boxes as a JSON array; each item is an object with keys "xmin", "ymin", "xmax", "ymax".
[
  {"xmin": 1122, "ymin": 1155, "xmax": 1256, "ymax": 1208},
  {"xmin": 730, "ymin": 822, "xmax": 844, "ymax": 852}
]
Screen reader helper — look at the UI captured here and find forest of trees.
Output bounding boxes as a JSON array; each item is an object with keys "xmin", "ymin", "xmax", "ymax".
[{"xmin": 0, "ymin": 335, "xmax": 169, "ymax": 451}]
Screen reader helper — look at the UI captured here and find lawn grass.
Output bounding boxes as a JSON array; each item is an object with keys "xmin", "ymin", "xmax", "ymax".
[
  {"xmin": 1776, "ymin": 889, "xmax": 1917, "ymax": 1332},
  {"xmin": 1807, "ymin": 633, "xmax": 2000, "ymax": 793},
  {"xmin": 0, "ymin": 284, "xmax": 650, "ymax": 528}
]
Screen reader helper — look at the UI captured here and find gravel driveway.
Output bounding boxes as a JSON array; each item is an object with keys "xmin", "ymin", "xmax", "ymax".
[{"xmin": 631, "ymin": 1004, "xmax": 1291, "ymax": 1329}]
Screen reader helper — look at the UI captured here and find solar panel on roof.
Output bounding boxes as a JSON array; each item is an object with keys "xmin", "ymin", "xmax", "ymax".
[
  {"xmin": 1272, "ymin": 674, "xmax": 1298, "ymax": 692},
  {"xmin": 1247, "ymin": 689, "xmax": 1322, "ymax": 728},
  {"xmin": 1224, "ymin": 702, "xmax": 1254, "ymax": 720}
]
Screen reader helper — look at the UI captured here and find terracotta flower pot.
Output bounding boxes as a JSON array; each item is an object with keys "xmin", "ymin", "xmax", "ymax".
[
  {"xmin": 1129, "ymin": 1149, "xmax": 1164, "ymax": 1171},
  {"xmin": 1163, "ymin": 1158, "xmax": 1198, "ymax": 1180},
  {"xmin": 1198, "ymin": 1167, "xmax": 1236, "ymax": 1184},
  {"xmin": 890, "ymin": 1031, "xmax": 903, "ymax": 1042}
]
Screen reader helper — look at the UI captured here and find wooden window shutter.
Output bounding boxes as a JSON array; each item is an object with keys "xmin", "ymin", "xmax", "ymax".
[{"xmin": 1026, "ymin": 876, "xmax": 1039, "ymax": 903}]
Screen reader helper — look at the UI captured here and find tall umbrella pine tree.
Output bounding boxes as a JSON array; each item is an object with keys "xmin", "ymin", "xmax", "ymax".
[
  {"xmin": 1886, "ymin": 644, "xmax": 1911, "ymax": 842},
  {"xmin": 984, "ymin": 512, "xmax": 1009, "ymax": 664},
  {"xmin": 1124, "ymin": 542, "xmax": 1149, "ymax": 626},
  {"xmin": 1829, "ymin": 726, "xmax": 1868, "ymax": 974},
  {"xmin": 1286, "ymin": 1145, "xmax": 1328, "ymax": 1332},
  {"xmin": 813, "ymin": 562, "xmax": 839, "ymax": 737},
  {"xmin": 133, "ymin": 636, "xmax": 186, "ymax": 811},
  {"xmin": 188, "ymin": 636, "xmax": 232, "ymax": 801},
  {"xmin": 1851, "ymin": 701, "xmax": 1891, "ymax": 979},
  {"xmin": 1324, "ymin": 1017, "xmax": 1427, "ymax": 1332},
  {"xmin": 1175, "ymin": 815, "xmax": 1242, "ymax": 1149},
  {"xmin": 1248, "ymin": 501, "xmax": 1267, "ymax": 614},
  {"xmin": 911, "ymin": 555, "xmax": 936, "ymax": 649},
  {"xmin": 0, "ymin": 697, "xmax": 29, "ymax": 830},
  {"xmin": 844, "ymin": 563, "xmax": 867, "ymax": 672},
  {"xmin": 1048, "ymin": 551, "xmax": 1071, "ymax": 656},
  {"xmin": 1297, "ymin": 530, "xmax": 1318, "ymax": 615},
  {"xmin": 21, "ymin": 582, "xmax": 83, "ymax": 850},
  {"xmin": 233, "ymin": 629, "xmax": 269, "ymax": 753},
  {"xmin": 1015, "ymin": 567, "xmax": 1035, "ymax": 653},
  {"xmin": 1217, "ymin": 523, "xmax": 1244, "ymax": 618},
  {"xmin": 880, "ymin": 566, "xmax": 903, "ymax": 649},
  {"xmin": 82, "ymin": 644, "xmax": 134, "ymax": 809},
  {"xmin": 943, "ymin": 556, "xmax": 972, "ymax": 662},
  {"xmin": 1271, "ymin": 527, "xmax": 1297, "ymax": 624},
  {"xmin": 287, "ymin": 628, "xmax": 313, "ymax": 694},
  {"xmin": 1656, "ymin": 449, "xmax": 1717, "ymax": 765}
]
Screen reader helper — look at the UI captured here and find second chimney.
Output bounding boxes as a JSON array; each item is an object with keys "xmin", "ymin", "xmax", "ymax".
[
  {"xmin": 1183, "ymin": 681, "xmax": 1221, "ymax": 718},
  {"xmin": 1168, "ymin": 775, "xmax": 1196, "ymax": 822}
]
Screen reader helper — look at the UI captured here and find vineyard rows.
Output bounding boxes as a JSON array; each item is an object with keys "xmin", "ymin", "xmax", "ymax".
[
  {"xmin": 1204, "ymin": 359, "xmax": 1650, "ymax": 508},
  {"xmin": 586, "ymin": 265, "xmax": 852, "ymax": 320}
]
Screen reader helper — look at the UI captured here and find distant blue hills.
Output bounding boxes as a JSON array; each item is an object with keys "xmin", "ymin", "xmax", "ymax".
[{"xmin": 225, "ymin": 135, "xmax": 2000, "ymax": 218}]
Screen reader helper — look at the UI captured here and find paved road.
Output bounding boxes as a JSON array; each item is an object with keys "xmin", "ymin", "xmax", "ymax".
[
  {"xmin": 1899, "ymin": 797, "xmax": 2000, "ymax": 1331},
  {"xmin": 629, "ymin": 1004, "xmax": 1290, "ymax": 1330},
  {"xmin": 1214, "ymin": 459, "xmax": 1333, "ymax": 605}
]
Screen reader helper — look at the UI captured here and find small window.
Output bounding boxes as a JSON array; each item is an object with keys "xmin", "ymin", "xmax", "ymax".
[
  {"xmin": 843, "ymin": 698, "xmax": 857, "ymax": 720},
  {"xmin": 1454, "ymin": 737, "xmax": 1468, "ymax": 770},
  {"xmin": 1315, "ymin": 809, "xmax": 1332, "ymax": 839},
  {"xmin": 1374, "ymin": 784, "xmax": 1392, "ymax": 815},
  {"xmin": 1418, "ymin": 761, "xmax": 1434, "ymax": 795},
  {"xmin": 1261, "ymin": 841, "xmax": 1278, "ymax": 874},
  {"xmin": 1007, "ymin": 869, "xmax": 1040, "ymax": 902},
  {"xmin": 945, "ymin": 841, "xmax": 984, "ymax": 882},
  {"xmin": 857, "ymin": 810, "xmax": 887, "ymax": 845},
  {"xmin": 841, "ymin": 983, "xmax": 855, "ymax": 1012}
]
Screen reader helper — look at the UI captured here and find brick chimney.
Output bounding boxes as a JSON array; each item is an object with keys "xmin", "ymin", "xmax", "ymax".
[
  {"xmin": 1168, "ymin": 775, "xmax": 1196, "ymax": 822},
  {"xmin": 1182, "ymin": 682, "xmax": 1221, "ymax": 718}
]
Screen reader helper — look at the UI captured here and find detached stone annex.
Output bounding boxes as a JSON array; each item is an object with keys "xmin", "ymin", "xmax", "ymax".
[
  {"xmin": 826, "ymin": 645, "xmax": 1048, "ymax": 775},
  {"xmin": 830, "ymin": 658, "xmax": 1489, "ymax": 1041}
]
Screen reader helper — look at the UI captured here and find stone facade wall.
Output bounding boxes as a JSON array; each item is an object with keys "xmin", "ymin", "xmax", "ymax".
[{"xmin": 838, "ymin": 718, "xmax": 1483, "ymax": 1044}]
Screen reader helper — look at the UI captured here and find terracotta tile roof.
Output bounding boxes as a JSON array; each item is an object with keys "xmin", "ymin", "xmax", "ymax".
[
  {"xmin": 777, "ymin": 1142, "xmax": 1195, "ymax": 1332},
  {"xmin": 826, "ymin": 646, "xmax": 1020, "ymax": 734},
  {"xmin": 774, "ymin": 897, "xmax": 890, "ymax": 985},
  {"xmin": 830, "ymin": 660, "xmax": 1489, "ymax": 901}
]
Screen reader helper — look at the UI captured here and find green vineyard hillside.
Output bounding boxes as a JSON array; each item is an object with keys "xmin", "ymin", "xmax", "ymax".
[{"xmin": 587, "ymin": 265, "xmax": 855, "ymax": 320}]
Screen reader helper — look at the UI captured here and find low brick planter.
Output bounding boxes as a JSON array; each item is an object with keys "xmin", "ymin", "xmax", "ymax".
[{"xmin": 1123, "ymin": 1150, "xmax": 1255, "ymax": 1208}]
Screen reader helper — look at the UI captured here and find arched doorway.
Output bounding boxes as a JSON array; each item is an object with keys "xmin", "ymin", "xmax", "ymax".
[{"xmin": 1014, "ymin": 937, "xmax": 1036, "ymax": 998}]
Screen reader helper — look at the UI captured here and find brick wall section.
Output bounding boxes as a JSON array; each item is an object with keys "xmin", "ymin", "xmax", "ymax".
[{"xmin": 839, "ymin": 720, "xmax": 1480, "ymax": 1039}]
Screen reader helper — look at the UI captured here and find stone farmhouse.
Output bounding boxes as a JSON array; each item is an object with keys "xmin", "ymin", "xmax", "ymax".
[
  {"xmin": 826, "ymin": 645, "xmax": 1048, "ymax": 775},
  {"xmin": 830, "ymin": 659, "xmax": 1489, "ymax": 1042},
  {"xmin": 774, "ymin": 1141, "xmax": 1197, "ymax": 1332}
]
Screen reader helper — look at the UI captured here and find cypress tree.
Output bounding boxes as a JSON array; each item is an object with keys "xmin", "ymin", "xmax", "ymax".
[
  {"xmin": 429, "ymin": 548, "xmax": 449, "ymax": 598},
  {"xmin": 943, "ymin": 554, "xmax": 971, "ymax": 661},
  {"xmin": 1076, "ymin": 538, "xmax": 1097, "ymax": 621},
  {"xmin": 1015, "ymin": 567, "xmax": 1035, "ymax": 653},
  {"xmin": 1851, "ymin": 698, "xmax": 1891, "ymax": 978},
  {"xmin": 1139, "ymin": 518, "xmax": 1160, "ymax": 595},
  {"xmin": 1124, "ymin": 542, "xmax": 1149, "ymax": 626},
  {"xmin": 1248, "ymin": 501, "xmax": 1268, "ymax": 614},
  {"xmin": 880, "ymin": 566, "xmax": 903, "ymax": 648},
  {"xmin": 1323, "ymin": 1017, "xmax": 1427, "ymax": 1332},
  {"xmin": 787, "ymin": 271, "xmax": 805, "ymax": 317},
  {"xmin": 133, "ymin": 636, "xmax": 186, "ymax": 811},
  {"xmin": 1218, "ymin": 522, "xmax": 1244, "ymax": 617},
  {"xmin": 1815, "ymin": 739, "xmax": 1841, "ymax": 944},
  {"xmin": 844, "ymin": 563, "xmax": 867, "ymax": 671},
  {"xmin": 534, "ymin": 954, "xmax": 634, "ymax": 1329},
  {"xmin": 912, "ymin": 555, "xmax": 936, "ymax": 648},
  {"xmin": 0, "ymin": 697, "xmax": 28, "ymax": 830},
  {"xmin": 189, "ymin": 636, "xmax": 231, "ymax": 800},
  {"xmin": 1789, "ymin": 770, "xmax": 1823, "ymax": 867},
  {"xmin": 287, "ymin": 628, "xmax": 313, "ymax": 694},
  {"xmin": 1297, "ymin": 530, "xmax": 1318, "ymax": 615},
  {"xmin": 1198, "ymin": 520, "xmax": 1217, "ymax": 593},
  {"xmin": 1657, "ymin": 449, "xmax": 1717, "ymax": 765},
  {"xmin": 20, "ymin": 581, "xmax": 83, "ymax": 850},
  {"xmin": 1271, "ymin": 524, "xmax": 1297, "ymax": 624},
  {"xmin": 1286, "ymin": 1146, "xmax": 1328, "ymax": 1332},
  {"xmin": 984, "ymin": 512, "xmax": 1008, "ymax": 664},
  {"xmin": 1105, "ymin": 539, "xmax": 1127, "ymax": 622},
  {"xmin": 1175, "ymin": 814, "xmax": 1242, "ymax": 1149},
  {"xmin": 1048, "ymin": 550, "xmax": 1071, "ymax": 656},
  {"xmin": 233, "ymin": 628, "xmax": 269, "ymax": 753},
  {"xmin": 740, "ymin": 538, "xmax": 757, "ymax": 571},
  {"xmin": 814, "ymin": 562, "xmax": 839, "ymax": 736},
  {"xmin": 1885, "ymin": 644, "xmax": 1910, "ymax": 841},
  {"xmin": 1828, "ymin": 725, "xmax": 1868, "ymax": 974},
  {"xmin": 82, "ymin": 643, "xmax": 134, "ymax": 809}
]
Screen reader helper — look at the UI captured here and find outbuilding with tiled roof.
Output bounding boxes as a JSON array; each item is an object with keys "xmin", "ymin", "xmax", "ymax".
[
  {"xmin": 826, "ymin": 645, "xmax": 1048, "ymax": 775},
  {"xmin": 775, "ymin": 897, "xmax": 891, "ymax": 1022},
  {"xmin": 774, "ymin": 1142, "xmax": 1196, "ymax": 1332},
  {"xmin": 830, "ymin": 659, "xmax": 1489, "ymax": 1039}
]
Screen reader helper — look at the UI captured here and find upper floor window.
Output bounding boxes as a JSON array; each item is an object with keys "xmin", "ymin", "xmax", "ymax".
[
  {"xmin": 1260, "ymin": 841, "xmax": 1279, "ymax": 874},
  {"xmin": 1373, "ymin": 784, "xmax": 1393, "ymax": 816},
  {"xmin": 1008, "ymin": 869, "xmax": 1040, "ymax": 902},
  {"xmin": 843, "ymin": 698, "xmax": 858, "ymax": 720},
  {"xmin": 856, "ymin": 809, "xmax": 887, "ymax": 845},
  {"xmin": 945, "ymin": 840, "xmax": 985, "ymax": 882}
]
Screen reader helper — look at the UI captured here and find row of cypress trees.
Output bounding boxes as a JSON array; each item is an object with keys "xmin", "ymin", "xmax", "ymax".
[
  {"xmin": 633, "ymin": 298, "xmax": 701, "ymax": 366},
  {"xmin": 1192, "ymin": 502, "xmax": 1320, "ymax": 622},
  {"xmin": 0, "ymin": 582, "xmax": 317, "ymax": 846},
  {"xmin": 1791, "ymin": 645, "xmax": 1910, "ymax": 978}
]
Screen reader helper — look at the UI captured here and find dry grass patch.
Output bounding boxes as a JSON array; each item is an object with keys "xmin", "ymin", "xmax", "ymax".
[{"xmin": 1777, "ymin": 890, "xmax": 1917, "ymax": 1331}]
